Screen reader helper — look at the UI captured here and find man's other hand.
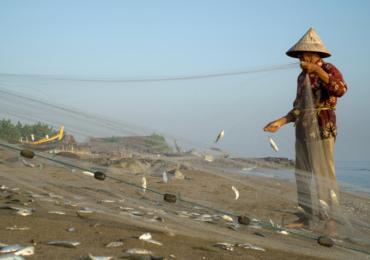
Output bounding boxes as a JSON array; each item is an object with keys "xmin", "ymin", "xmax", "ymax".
[{"xmin": 263, "ymin": 120, "xmax": 283, "ymax": 133}]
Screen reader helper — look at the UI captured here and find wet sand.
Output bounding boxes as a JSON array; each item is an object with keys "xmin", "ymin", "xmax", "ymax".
[{"xmin": 0, "ymin": 148, "xmax": 369, "ymax": 260}]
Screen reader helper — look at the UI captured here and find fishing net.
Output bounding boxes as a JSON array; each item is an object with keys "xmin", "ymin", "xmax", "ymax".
[{"xmin": 0, "ymin": 64, "xmax": 369, "ymax": 259}]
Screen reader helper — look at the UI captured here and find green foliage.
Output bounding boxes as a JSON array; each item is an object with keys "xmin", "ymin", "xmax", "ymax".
[
  {"xmin": 0, "ymin": 119, "xmax": 61, "ymax": 143},
  {"xmin": 105, "ymin": 136, "xmax": 120, "ymax": 143},
  {"xmin": 145, "ymin": 133, "xmax": 172, "ymax": 152}
]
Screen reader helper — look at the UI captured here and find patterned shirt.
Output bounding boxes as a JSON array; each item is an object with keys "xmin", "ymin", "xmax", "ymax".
[{"xmin": 287, "ymin": 59, "xmax": 347, "ymax": 142}]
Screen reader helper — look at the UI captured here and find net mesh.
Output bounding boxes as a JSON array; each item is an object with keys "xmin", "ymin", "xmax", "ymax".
[{"xmin": 0, "ymin": 65, "xmax": 369, "ymax": 259}]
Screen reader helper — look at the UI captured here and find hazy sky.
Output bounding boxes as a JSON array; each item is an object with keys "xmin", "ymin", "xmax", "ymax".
[{"xmin": 0, "ymin": 1, "xmax": 369, "ymax": 161}]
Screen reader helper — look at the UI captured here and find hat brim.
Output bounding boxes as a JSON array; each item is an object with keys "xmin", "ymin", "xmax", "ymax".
[{"xmin": 286, "ymin": 50, "xmax": 331, "ymax": 59}]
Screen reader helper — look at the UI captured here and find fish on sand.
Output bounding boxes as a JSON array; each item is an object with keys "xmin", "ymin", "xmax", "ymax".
[{"xmin": 232, "ymin": 186, "xmax": 239, "ymax": 200}]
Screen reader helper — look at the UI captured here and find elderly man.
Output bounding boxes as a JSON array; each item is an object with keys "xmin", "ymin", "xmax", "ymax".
[{"xmin": 263, "ymin": 28, "xmax": 347, "ymax": 237}]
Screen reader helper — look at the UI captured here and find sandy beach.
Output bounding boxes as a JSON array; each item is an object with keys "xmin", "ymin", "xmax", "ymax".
[{"xmin": 1, "ymin": 147, "xmax": 370, "ymax": 260}]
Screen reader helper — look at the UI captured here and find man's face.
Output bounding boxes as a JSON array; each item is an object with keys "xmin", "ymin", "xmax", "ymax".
[{"xmin": 297, "ymin": 52, "xmax": 314, "ymax": 62}]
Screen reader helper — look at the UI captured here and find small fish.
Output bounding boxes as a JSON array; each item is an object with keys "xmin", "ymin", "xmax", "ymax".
[
  {"xmin": 83, "ymin": 171, "xmax": 94, "ymax": 177},
  {"xmin": 99, "ymin": 200, "xmax": 115, "ymax": 203},
  {"xmin": 22, "ymin": 159, "xmax": 34, "ymax": 168},
  {"xmin": 319, "ymin": 199, "xmax": 330, "ymax": 219},
  {"xmin": 71, "ymin": 169, "xmax": 75, "ymax": 173},
  {"xmin": 11, "ymin": 188, "xmax": 20, "ymax": 191},
  {"xmin": 39, "ymin": 163, "xmax": 43, "ymax": 173},
  {"xmin": 253, "ymin": 231, "xmax": 266, "ymax": 237},
  {"xmin": 0, "ymin": 253, "xmax": 26, "ymax": 260},
  {"xmin": 242, "ymin": 166, "xmax": 256, "ymax": 171},
  {"xmin": 48, "ymin": 211, "xmax": 66, "ymax": 215},
  {"xmin": 46, "ymin": 241, "xmax": 79, "ymax": 248},
  {"xmin": 142, "ymin": 177, "xmax": 146, "ymax": 193},
  {"xmin": 221, "ymin": 215, "xmax": 233, "ymax": 221},
  {"xmin": 67, "ymin": 228, "xmax": 75, "ymax": 232},
  {"xmin": 277, "ymin": 230, "xmax": 289, "ymax": 235},
  {"xmin": 214, "ymin": 130, "xmax": 225, "ymax": 143},
  {"xmin": 227, "ymin": 225, "xmax": 239, "ymax": 231},
  {"xmin": 118, "ymin": 207, "xmax": 134, "ymax": 211},
  {"xmin": 143, "ymin": 239, "xmax": 163, "ymax": 246},
  {"xmin": 105, "ymin": 242, "xmax": 123, "ymax": 248},
  {"xmin": 216, "ymin": 245, "xmax": 233, "ymax": 251},
  {"xmin": 6, "ymin": 226, "xmax": 30, "ymax": 231},
  {"xmin": 0, "ymin": 245, "xmax": 23, "ymax": 253},
  {"xmin": 294, "ymin": 205, "xmax": 307, "ymax": 216},
  {"xmin": 217, "ymin": 242, "xmax": 234, "ymax": 246},
  {"xmin": 163, "ymin": 172, "xmax": 168, "ymax": 184},
  {"xmin": 232, "ymin": 186, "xmax": 239, "ymax": 200},
  {"xmin": 270, "ymin": 219, "xmax": 276, "ymax": 227},
  {"xmin": 125, "ymin": 248, "xmax": 153, "ymax": 255},
  {"xmin": 76, "ymin": 210, "xmax": 93, "ymax": 218},
  {"xmin": 139, "ymin": 233, "xmax": 152, "ymax": 240},
  {"xmin": 210, "ymin": 147, "xmax": 223, "ymax": 153},
  {"xmin": 14, "ymin": 210, "xmax": 31, "ymax": 216},
  {"xmin": 193, "ymin": 246, "xmax": 220, "ymax": 253},
  {"xmin": 14, "ymin": 246, "xmax": 34, "ymax": 256},
  {"xmin": 88, "ymin": 253, "xmax": 113, "ymax": 260},
  {"xmin": 330, "ymin": 190, "xmax": 339, "ymax": 205},
  {"xmin": 268, "ymin": 136, "xmax": 278, "ymax": 152},
  {"xmin": 238, "ymin": 243, "xmax": 265, "ymax": 251},
  {"xmin": 192, "ymin": 206, "xmax": 203, "ymax": 209}
]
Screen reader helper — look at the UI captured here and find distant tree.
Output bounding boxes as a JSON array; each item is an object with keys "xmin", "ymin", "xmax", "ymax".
[
  {"xmin": 145, "ymin": 133, "xmax": 172, "ymax": 152},
  {"xmin": 105, "ymin": 136, "xmax": 120, "ymax": 143}
]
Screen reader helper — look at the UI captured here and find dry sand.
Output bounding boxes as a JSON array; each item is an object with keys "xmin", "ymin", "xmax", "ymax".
[{"xmin": 0, "ymin": 148, "xmax": 369, "ymax": 260}]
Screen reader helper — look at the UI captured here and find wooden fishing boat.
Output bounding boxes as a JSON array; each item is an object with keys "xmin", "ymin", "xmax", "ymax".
[{"xmin": 21, "ymin": 126, "xmax": 66, "ymax": 152}]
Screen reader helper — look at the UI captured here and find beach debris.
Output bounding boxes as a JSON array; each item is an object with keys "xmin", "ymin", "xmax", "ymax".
[
  {"xmin": 238, "ymin": 215, "xmax": 250, "ymax": 226},
  {"xmin": 67, "ymin": 228, "xmax": 75, "ymax": 232},
  {"xmin": 164, "ymin": 194, "xmax": 176, "ymax": 203},
  {"xmin": 21, "ymin": 159, "xmax": 34, "ymax": 168},
  {"xmin": 214, "ymin": 130, "xmax": 225, "ymax": 143},
  {"xmin": 237, "ymin": 243, "xmax": 265, "ymax": 251},
  {"xmin": 48, "ymin": 211, "xmax": 66, "ymax": 215},
  {"xmin": 232, "ymin": 186, "xmax": 239, "ymax": 200},
  {"xmin": 221, "ymin": 215, "xmax": 233, "ymax": 222},
  {"xmin": 71, "ymin": 169, "xmax": 75, "ymax": 173},
  {"xmin": 193, "ymin": 246, "xmax": 220, "ymax": 253},
  {"xmin": 76, "ymin": 210, "xmax": 93, "ymax": 218},
  {"xmin": 163, "ymin": 172, "xmax": 168, "ymax": 184},
  {"xmin": 0, "ymin": 245, "xmax": 23, "ymax": 253},
  {"xmin": 14, "ymin": 210, "xmax": 32, "ymax": 216},
  {"xmin": 46, "ymin": 241, "xmax": 79, "ymax": 248},
  {"xmin": 268, "ymin": 136, "xmax": 278, "ymax": 152},
  {"xmin": 39, "ymin": 163, "xmax": 43, "ymax": 173},
  {"xmin": 125, "ymin": 248, "xmax": 153, "ymax": 255},
  {"xmin": 139, "ymin": 233, "xmax": 152, "ymax": 240},
  {"xmin": 253, "ymin": 231, "xmax": 266, "ymax": 237},
  {"xmin": 142, "ymin": 177, "xmax": 146, "ymax": 193},
  {"xmin": 143, "ymin": 239, "xmax": 163, "ymax": 246},
  {"xmin": 20, "ymin": 149, "xmax": 34, "ymax": 159},
  {"xmin": 83, "ymin": 171, "xmax": 94, "ymax": 177},
  {"xmin": 318, "ymin": 236, "xmax": 333, "ymax": 247},
  {"xmin": 88, "ymin": 253, "xmax": 113, "ymax": 260},
  {"xmin": 94, "ymin": 171, "xmax": 106, "ymax": 181},
  {"xmin": 105, "ymin": 242, "xmax": 124, "ymax": 248},
  {"xmin": 319, "ymin": 199, "xmax": 330, "ymax": 219},
  {"xmin": 14, "ymin": 246, "xmax": 34, "ymax": 256},
  {"xmin": 6, "ymin": 226, "xmax": 30, "ymax": 231},
  {"xmin": 330, "ymin": 190, "xmax": 339, "ymax": 205},
  {"xmin": 0, "ymin": 253, "xmax": 26, "ymax": 260}
]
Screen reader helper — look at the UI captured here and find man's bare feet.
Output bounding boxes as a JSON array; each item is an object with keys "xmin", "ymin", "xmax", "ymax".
[
  {"xmin": 286, "ymin": 218, "xmax": 310, "ymax": 230},
  {"xmin": 322, "ymin": 219, "xmax": 339, "ymax": 237}
]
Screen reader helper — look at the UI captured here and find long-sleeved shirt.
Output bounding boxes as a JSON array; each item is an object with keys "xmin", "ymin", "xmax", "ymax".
[{"xmin": 287, "ymin": 59, "xmax": 347, "ymax": 142}]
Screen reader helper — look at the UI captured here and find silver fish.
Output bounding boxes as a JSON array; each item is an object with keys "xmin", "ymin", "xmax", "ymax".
[
  {"xmin": 105, "ymin": 242, "xmax": 123, "ymax": 248},
  {"xmin": 14, "ymin": 210, "xmax": 31, "ymax": 216},
  {"xmin": 221, "ymin": 215, "xmax": 233, "ymax": 221},
  {"xmin": 142, "ymin": 177, "xmax": 146, "ymax": 193},
  {"xmin": 6, "ymin": 226, "xmax": 30, "ymax": 231},
  {"xmin": 21, "ymin": 159, "xmax": 34, "ymax": 168},
  {"xmin": 83, "ymin": 171, "xmax": 94, "ymax": 177},
  {"xmin": 214, "ymin": 130, "xmax": 225, "ymax": 143},
  {"xmin": 277, "ymin": 230, "xmax": 289, "ymax": 235},
  {"xmin": 294, "ymin": 205, "xmax": 307, "ymax": 216},
  {"xmin": 39, "ymin": 163, "xmax": 43, "ymax": 173},
  {"xmin": 268, "ymin": 136, "xmax": 278, "ymax": 152},
  {"xmin": 0, "ymin": 253, "xmax": 26, "ymax": 260},
  {"xmin": 48, "ymin": 211, "xmax": 66, "ymax": 215},
  {"xmin": 237, "ymin": 243, "xmax": 265, "ymax": 251},
  {"xmin": 11, "ymin": 188, "xmax": 20, "ymax": 191},
  {"xmin": 270, "ymin": 219, "xmax": 276, "ymax": 227},
  {"xmin": 143, "ymin": 239, "xmax": 163, "ymax": 246},
  {"xmin": 0, "ymin": 245, "xmax": 23, "ymax": 253},
  {"xmin": 14, "ymin": 246, "xmax": 34, "ymax": 256},
  {"xmin": 216, "ymin": 245, "xmax": 233, "ymax": 251},
  {"xmin": 330, "ymin": 190, "xmax": 339, "ymax": 205},
  {"xmin": 163, "ymin": 172, "xmax": 168, "ymax": 184},
  {"xmin": 118, "ymin": 207, "xmax": 134, "ymax": 211},
  {"xmin": 139, "ymin": 233, "xmax": 152, "ymax": 240},
  {"xmin": 125, "ymin": 248, "xmax": 153, "ymax": 255},
  {"xmin": 319, "ymin": 199, "xmax": 330, "ymax": 219},
  {"xmin": 47, "ymin": 241, "xmax": 80, "ymax": 246},
  {"xmin": 67, "ymin": 228, "xmax": 75, "ymax": 232},
  {"xmin": 71, "ymin": 169, "xmax": 75, "ymax": 173},
  {"xmin": 99, "ymin": 200, "xmax": 115, "ymax": 203},
  {"xmin": 232, "ymin": 186, "xmax": 239, "ymax": 200},
  {"xmin": 88, "ymin": 253, "xmax": 113, "ymax": 260},
  {"xmin": 76, "ymin": 210, "xmax": 93, "ymax": 218}
]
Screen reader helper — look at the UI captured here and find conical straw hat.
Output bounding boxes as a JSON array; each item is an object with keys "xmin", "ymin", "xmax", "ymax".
[{"xmin": 286, "ymin": 27, "xmax": 331, "ymax": 58}]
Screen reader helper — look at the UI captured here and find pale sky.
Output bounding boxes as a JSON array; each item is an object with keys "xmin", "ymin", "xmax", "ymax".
[{"xmin": 0, "ymin": 1, "xmax": 369, "ymax": 161}]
